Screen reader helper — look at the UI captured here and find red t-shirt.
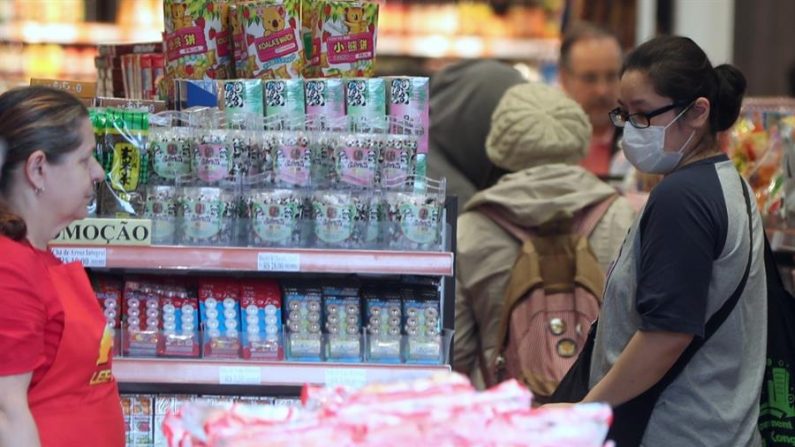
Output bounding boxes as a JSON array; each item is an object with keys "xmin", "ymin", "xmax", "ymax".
[{"xmin": 0, "ymin": 236, "xmax": 64, "ymax": 386}]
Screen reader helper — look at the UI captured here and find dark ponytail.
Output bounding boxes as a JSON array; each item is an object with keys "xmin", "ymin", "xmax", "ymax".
[
  {"xmin": 714, "ymin": 64, "xmax": 747, "ymax": 131},
  {"xmin": 0, "ymin": 86, "xmax": 88, "ymax": 241},
  {"xmin": 622, "ymin": 36, "xmax": 747, "ymax": 135}
]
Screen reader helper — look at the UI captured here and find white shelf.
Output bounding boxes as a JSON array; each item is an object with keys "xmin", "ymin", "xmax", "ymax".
[
  {"xmin": 48, "ymin": 244, "xmax": 455, "ymax": 276},
  {"xmin": 113, "ymin": 357, "xmax": 449, "ymax": 387}
]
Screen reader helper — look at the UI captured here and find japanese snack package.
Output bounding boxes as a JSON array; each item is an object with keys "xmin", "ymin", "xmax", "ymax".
[
  {"xmin": 316, "ymin": 0, "xmax": 379, "ymax": 78},
  {"xmin": 385, "ymin": 180, "xmax": 445, "ymax": 251},
  {"xmin": 240, "ymin": 279, "xmax": 284, "ymax": 360},
  {"xmin": 218, "ymin": 79, "xmax": 264, "ymax": 128},
  {"xmin": 379, "ymin": 134, "xmax": 417, "ymax": 190},
  {"xmin": 273, "ymin": 132, "xmax": 313, "ymax": 187},
  {"xmin": 385, "ymin": 77, "xmax": 430, "ymax": 181},
  {"xmin": 363, "ymin": 287, "xmax": 402, "ymax": 362},
  {"xmin": 245, "ymin": 188, "xmax": 307, "ymax": 247},
  {"xmin": 160, "ymin": 287, "xmax": 200, "ymax": 358},
  {"xmin": 94, "ymin": 275, "xmax": 123, "ymax": 357},
  {"xmin": 323, "ymin": 283, "xmax": 362, "ymax": 362},
  {"xmin": 163, "ymin": 0, "xmax": 233, "ymax": 80},
  {"xmin": 345, "ymin": 77, "xmax": 386, "ymax": 133},
  {"xmin": 311, "ymin": 190, "xmax": 373, "ymax": 248},
  {"xmin": 178, "ymin": 185, "xmax": 239, "ymax": 246},
  {"xmin": 301, "ymin": 0, "xmax": 321, "ymax": 77},
  {"xmin": 200, "ymin": 279, "xmax": 242, "ymax": 359},
  {"xmin": 99, "ymin": 109, "xmax": 150, "ymax": 217},
  {"xmin": 239, "ymin": 0, "xmax": 304, "ymax": 80},
  {"xmin": 304, "ymin": 78, "xmax": 346, "ymax": 130},
  {"xmin": 124, "ymin": 394, "xmax": 155, "ymax": 446},
  {"xmin": 229, "ymin": 3, "xmax": 249, "ymax": 77},
  {"xmin": 148, "ymin": 126, "xmax": 194, "ymax": 184},
  {"xmin": 331, "ymin": 133, "xmax": 381, "ymax": 189},
  {"xmin": 264, "ymin": 79, "xmax": 306, "ymax": 130},
  {"xmin": 283, "ymin": 283, "xmax": 323, "ymax": 360},
  {"xmin": 123, "ymin": 280, "xmax": 160, "ymax": 357},
  {"xmin": 192, "ymin": 129, "xmax": 232, "ymax": 185},
  {"xmin": 88, "ymin": 108, "xmax": 107, "ymax": 216},
  {"xmin": 144, "ymin": 184, "xmax": 179, "ymax": 245},
  {"xmin": 402, "ymin": 288, "xmax": 442, "ymax": 364}
]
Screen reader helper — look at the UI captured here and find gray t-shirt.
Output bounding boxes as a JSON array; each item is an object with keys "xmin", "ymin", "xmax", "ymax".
[{"xmin": 590, "ymin": 155, "xmax": 767, "ymax": 446}]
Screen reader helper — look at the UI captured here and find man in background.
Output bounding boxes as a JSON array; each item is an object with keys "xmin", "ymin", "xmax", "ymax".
[{"xmin": 558, "ymin": 22, "xmax": 623, "ymax": 178}]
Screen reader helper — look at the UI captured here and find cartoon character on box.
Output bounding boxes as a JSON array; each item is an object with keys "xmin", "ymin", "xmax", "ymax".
[
  {"xmin": 344, "ymin": 6, "xmax": 367, "ymax": 33},
  {"xmin": 316, "ymin": 1, "xmax": 379, "ymax": 78},
  {"xmin": 163, "ymin": 0, "xmax": 233, "ymax": 81},
  {"xmin": 240, "ymin": 0, "xmax": 304, "ymax": 80}
]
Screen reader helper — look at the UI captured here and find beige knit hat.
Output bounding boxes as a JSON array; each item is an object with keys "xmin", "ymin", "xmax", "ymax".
[{"xmin": 486, "ymin": 83, "xmax": 592, "ymax": 171}]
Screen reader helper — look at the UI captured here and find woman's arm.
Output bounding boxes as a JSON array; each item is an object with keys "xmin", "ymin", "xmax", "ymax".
[
  {"xmin": 0, "ymin": 373, "xmax": 40, "ymax": 447},
  {"xmin": 582, "ymin": 330, "xmax": 693, "ymax": 407}
]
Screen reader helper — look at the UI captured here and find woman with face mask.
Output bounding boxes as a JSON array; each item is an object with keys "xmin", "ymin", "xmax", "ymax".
[{"xmin": 567, "ymin": 36, "xmax": 766, "ymax": 446}]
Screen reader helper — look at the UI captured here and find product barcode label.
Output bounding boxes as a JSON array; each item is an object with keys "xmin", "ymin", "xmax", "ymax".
[
  {"xmin": 51, "ymin": 247, "xmax": 108, "ymax": 268},
  {"xmin": 257, "ymin": 252, "xmax": 301, "ymax": 272},
  {"xmin": 218, "ymin": 366, "xmax": 262, "ymax": 385}
]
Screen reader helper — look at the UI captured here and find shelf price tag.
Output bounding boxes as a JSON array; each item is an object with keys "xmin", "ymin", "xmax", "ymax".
[
  {"xmin": 51, "ymin": 247, "xmax": 107, "ymax": 268},
  {"xmin": 257, "ymin": 252, "xmax": 301, "ymax": 272},
  {"xmin": 219, "ymin": 366, "xmax": 262, "ymax": 385},
  {"xmin": 324, "ymin": 368, "xmax": 367, "ymax": 388}
]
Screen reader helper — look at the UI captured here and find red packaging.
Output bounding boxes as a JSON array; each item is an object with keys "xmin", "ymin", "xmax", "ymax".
[
  {"xmin": 199, "ymin": 278, "xmax": 242, "ymax": 359},
  {"xmin": 159, "ymin": 285, "xmax": 201, "ymax": 358},
  {"xmin": 123, "ymin": 280, "xmax": 161, "ymax": 357},
  {"xmin": 140, "ymin": 54, "xmax": 153, "ymax": 100},
  {"xmin": 94, "ymin": 275, "xmax": 123, "ymax": 357}
]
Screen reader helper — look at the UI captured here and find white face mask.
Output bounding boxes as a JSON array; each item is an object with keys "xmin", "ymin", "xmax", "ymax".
[{"xmin": 622, "ymin": 106, "xmax": 695, "ymax": 174}]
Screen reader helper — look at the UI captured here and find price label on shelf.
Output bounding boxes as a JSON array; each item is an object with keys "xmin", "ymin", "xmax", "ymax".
[
  {"xmin": 257, "ymin": 252, "xmax": 301, "ymax": 272},
  {"xmin": 51, "ymin": 247, "xmax": 107, "ymax": 267},
  {"xmin": 324, "ymin": 368, "xmax": 367, "ymax": 388},
  {"xmin": 218, "ymin": 366, "xmax": 262, "ymax": 385}
]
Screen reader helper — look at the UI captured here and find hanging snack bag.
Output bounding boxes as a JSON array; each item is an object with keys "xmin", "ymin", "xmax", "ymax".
[
  {"xmin": 100, "ymin": 108, "xmax": 150, "ymax": 217},
  {"xmin": 379, "ymin": 134, "xmax": 417, "ymax": 190},
  {"xmin": 144, "ymin": 185, "xmax": 179, "ymax": 245},
  {"xmin": 332, "ymin": 133, "xmax": 380, "ymax": 189},
  {"xmin": 385, "ymin": 184, "xmax": 445, "ymax": 251},
  {"xmin": 178, "ymin": 186, "xmax": 239, "ymax": 246},
  {"xmin": 149, "ymin": 126, "xmax": 194, "ymax": 185},
  {"xmin": 345, "ymin": 77, "xmax": 386, "ymax": 133},
  {"xmin": 273, "ymin": 132, "xmax": 313, "ymax": 187},
  {"xmin": 305, "ymin": 78, "xmax": 345, "ymax": 130},
  {"xmin": 163, "ymin": 0, "xmax": 233, "ymax": 80},
  {"xmin": 311, "ymin": 190, "xmax": 372, "ymax": 248},
  {"xmin": 218, "ymin": 79, "xmax": 264, "ymax": 129},
  {"xmin": 240, "ymin": 279, "xmax": 284, "ymax": 360},
  {"xmin": 88, "ymin": 108, "xmax": 108, "ymax": 216},
  {"xmin": 239, "ymin": 0, "xmax": 304, "ymax": 80},
  {"xmin": 264, "ymin": 79, "xmax": 306, "ymax": 130},
  {"xmin": 316, "ymin": 0, "xmax": 379, "ymax": 78},
  {"xmin": 245, "ymin": 188, "xmax": 307, "ymax": 247}
]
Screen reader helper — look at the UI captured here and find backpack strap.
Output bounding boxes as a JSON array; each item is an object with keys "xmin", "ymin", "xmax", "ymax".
[
  {"xmin": 574, "ymin": 194, "xmax": 619, "ymax": 238},
  {"xmin": 478, "ymin": 205, "xmax": 534, "ymax": 243}
]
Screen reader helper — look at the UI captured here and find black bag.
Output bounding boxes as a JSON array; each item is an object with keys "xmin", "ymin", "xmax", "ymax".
[
  {"xmin": 551, "ymin": 179, "xmax": 754, "ymax": 447},
  {"xmin": 758, "ymin": 237, "xmax": 795, "ymax": 446}
]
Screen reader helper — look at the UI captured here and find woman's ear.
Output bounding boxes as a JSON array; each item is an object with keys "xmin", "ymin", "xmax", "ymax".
[
  {"xmin": 685, "ymin": 97, "xmax": 711, "ymax": 130},
  {"xmin": 24, "ymin": 150, "xmax": 47, "ymax": 191}
]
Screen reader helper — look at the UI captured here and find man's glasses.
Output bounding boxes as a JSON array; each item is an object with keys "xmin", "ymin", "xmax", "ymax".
[{"xmin": 609, "ymin": 101, "xmax": 692, "ymax": 129}]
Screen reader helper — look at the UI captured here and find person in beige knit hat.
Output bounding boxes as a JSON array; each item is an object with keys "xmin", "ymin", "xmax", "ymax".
[{"xmin": 453, "ymin": 82, "xmax": 636, "ymax": 389}]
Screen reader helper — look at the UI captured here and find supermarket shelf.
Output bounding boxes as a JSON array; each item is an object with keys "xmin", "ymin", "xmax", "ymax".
[
  {"xmin": 48, "ymin": 244, "xmax": 455, "ymax": 276},
  {"xmin": 377, "ymin": 34, "xmax": 559, "ymax": 60},
  {"xmin": 0, "ymin": 21, "xmax": 161, "ymax": 45},
  {"xmin": 113, "ymin": 357, "xmax": 450, "ymax": 387}
]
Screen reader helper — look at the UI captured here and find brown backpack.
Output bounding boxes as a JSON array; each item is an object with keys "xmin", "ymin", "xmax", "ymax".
[{"xmin": 478, "ymin": 196, "xmax": 616, "ymax": 402}]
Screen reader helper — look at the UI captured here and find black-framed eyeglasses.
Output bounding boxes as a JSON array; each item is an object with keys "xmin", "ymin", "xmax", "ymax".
[{"xmin": 609, "ymin": 101, "xmax": 691, "ymax": 129}]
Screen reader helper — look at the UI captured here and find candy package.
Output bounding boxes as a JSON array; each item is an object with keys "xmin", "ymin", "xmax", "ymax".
[
  {"xmin": 385, "ymin": 180, "xmax": 445, "ymax": 251},
  {"xmin": 402, "ymin": 288, "xmax": 442, "ymax": 364},
  {"xmin": 241, "ymin": 279, "xmax": 284, "ymax": 360},
  {"xmin": 178, "ymin": 185, "xmax": 239, "ymax": 246},
  {"xmin": 148, "ymin": 126, "xmax": 194, "ymax": 184},
  {"xmin": 160, "ymin": 286, "xmax": 200, "ymax": 358},
  {"xmin": 144, "ymin": 184, "xmax": 179, "ymax": 245},
  {"xmin": 311, "ymin": 190, "xmax": 374, "ymax": 248},
  {"xmin": 200, "ymin": 279, "xmax": 242, "ymax": 359},
  {"xmin": 363, "ymin": 287, "xmax": 402, "ymax": 362},
  {"xmin": 122, "ymin": 280, "xmax": 160, "ymax": 357},
  {"xmin": 283, "ymin": 283, "xmax": 323, "ymax": 360},
  {"xmin": 238, "ymin": 0, "xmax": 304, "ymax": 80},
  {"xmin": 323, "ymin": 283, "xmax": 362, "ymax": 362},
  {"xmin": 316, "ymin": 0, "xmax": 379, "ymax": 78},
  {"xmin": 273, "ymin": 132, "xmax": 313, "ymax": 187}
]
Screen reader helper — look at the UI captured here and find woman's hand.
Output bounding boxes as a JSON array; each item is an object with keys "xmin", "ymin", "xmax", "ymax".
[{"xmin": 0, "ymin": 372, "xmax": 40, "ymax": 447}]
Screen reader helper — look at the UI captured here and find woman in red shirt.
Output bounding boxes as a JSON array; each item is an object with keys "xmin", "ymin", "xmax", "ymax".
[{"xmin": 0, "ymin": 87, "xmax": 124, "ymax": 446}]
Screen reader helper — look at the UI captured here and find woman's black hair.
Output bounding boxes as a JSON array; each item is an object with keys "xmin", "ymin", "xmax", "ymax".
[{"xmin": 622, "ymin": 35, "xmax": 747, "ymax": 134}]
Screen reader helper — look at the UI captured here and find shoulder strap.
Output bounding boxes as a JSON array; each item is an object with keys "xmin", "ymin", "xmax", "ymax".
[
  {"xmin": 575, "ymin": 194, "xmax": 619, "ymax": 238},
  {"xmin": 653, "ymin": 176, "xmax": 755, "ymax": 392},
  {"xmin": 478, "ymin": 205, "xmax": 534, "ymax": 243}
]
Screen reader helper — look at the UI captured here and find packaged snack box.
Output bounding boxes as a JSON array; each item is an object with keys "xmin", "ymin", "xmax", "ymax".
[
  {"xmin": 163, "ymin": 0, "xmax": 233, "ymax": 80},
  {"xmin": 240, "ymin": 0, "xmax": 304, "ymax": 80},
  {"xmin": 316, "ymin": 0, "xmax": 379, "ymax": 77},
  {"xmin": 305, "ymin": 78, "xmax": 345, "ymax": 130},
  {"xmin": 301, "ymin": 0, "xmax": 321, "ymax": 77},
  {"xmin": 283, "ymin": 283, "xmax": 323, "ymax": 360},
  {"xmin": 200, "ymin": 279, "xmax": 242, "ymax": 359},
  {"xmin": 344, "ymin": 77, "xmax": 386, "ymax": 133},
  {"xmin": 240, "ymin": 279, "xmax": 284, "ymax": 360},
  {"xmin": 160, "ymin": 287, "xmax": 200, "ymax": 357},
  {"xmin": 264, "ymin": 79, "xmax": 306, "ymax": 130}
]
